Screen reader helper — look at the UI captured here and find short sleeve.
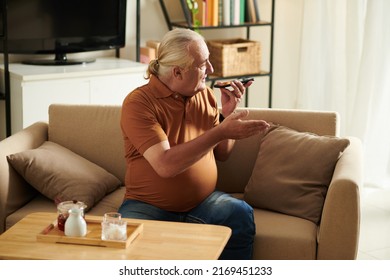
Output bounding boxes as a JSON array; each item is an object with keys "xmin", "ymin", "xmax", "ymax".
[{"xmin": 121, "ymin": 89, "xmax": 167, "ymax": 155}]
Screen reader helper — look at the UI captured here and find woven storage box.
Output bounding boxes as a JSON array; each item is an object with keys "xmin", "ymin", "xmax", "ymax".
[{"xmin": 207, "ymin": 38, "xmax": 261, "ymax": 77}]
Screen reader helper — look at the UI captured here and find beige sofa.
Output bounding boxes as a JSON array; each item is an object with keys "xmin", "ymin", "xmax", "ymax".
[{"xmin": 0, "ymin": 104, "xmax": 362, "ymax": 259}]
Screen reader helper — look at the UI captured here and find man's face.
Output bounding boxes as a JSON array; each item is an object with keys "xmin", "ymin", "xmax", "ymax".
[{"xmin": 180, "ymin": 40, "xmax": 214, "ymax": 96}]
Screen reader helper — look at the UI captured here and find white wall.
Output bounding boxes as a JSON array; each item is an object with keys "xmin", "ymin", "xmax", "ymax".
[{"xmin": 271, "ymin": 0, "xmax": 303, "ymax": 109}]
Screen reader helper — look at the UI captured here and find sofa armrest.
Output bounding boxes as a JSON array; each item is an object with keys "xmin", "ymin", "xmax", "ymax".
[
  {"xmin": 317, "ymin": 136, "xmax": 363, "ymax": 259},
  {"xmin": 0, "ymin": 122, "xmax": 48, "ymax": 233}
]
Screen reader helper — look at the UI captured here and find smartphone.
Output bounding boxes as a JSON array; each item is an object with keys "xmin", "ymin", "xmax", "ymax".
[{"xmin": 213, "ymin": 77, "xmax": 254, "ymax": 88}]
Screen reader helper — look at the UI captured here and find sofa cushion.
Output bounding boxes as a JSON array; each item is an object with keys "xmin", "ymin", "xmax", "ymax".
[
  {"xmin": 5, "ymin": 187, "xmax": 126, "ymax": 231},
  {"xmin": 244, "ymin": 125, "xmax": 350, "ymax": 224},
  {"xmin": 253, "ymin": 208, "xmax": 318, "ymax": 260},
  {"xmin": 7, "ymin": 141, "xmax": 122, "ymax": 210},
  {"xmin": 5, "ymin": 195, "xmax": 55, "ymax": 231}
]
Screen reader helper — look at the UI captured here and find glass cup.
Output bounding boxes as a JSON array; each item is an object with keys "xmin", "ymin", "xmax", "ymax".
[
  {"xmin": 101, "ymin": 220, "xmax": 127, "ymax": 241},
  {"xmin": 103, "ymin": 212, "xmax": 122, "ymax": 224},
  {"xmin": 101, "ymin": 212, "xmax": 127, "ymax": 241},
  {"xmin": 57, "ymin": 201, "xmax": 87, "ymax": 231}
]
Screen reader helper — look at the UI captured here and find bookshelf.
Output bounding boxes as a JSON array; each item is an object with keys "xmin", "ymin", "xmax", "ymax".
[{"xmin": 157, "ymin": 0, "xmax": 275, "ymax": 108}]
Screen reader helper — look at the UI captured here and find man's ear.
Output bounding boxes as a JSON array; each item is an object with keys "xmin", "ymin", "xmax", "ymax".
[{"xmin": 173, "ymin": 66, "xmax": 183, "ymax": 80}]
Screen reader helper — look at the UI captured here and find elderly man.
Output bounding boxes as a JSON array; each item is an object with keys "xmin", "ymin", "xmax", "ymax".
[{"xmin": 120, "ymin": 28, "xmax": 269, "ymax": 259}]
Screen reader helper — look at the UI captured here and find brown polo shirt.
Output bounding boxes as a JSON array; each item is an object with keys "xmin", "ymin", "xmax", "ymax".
[{"xmin": 120, "ymin": 75, "xmax": 219, "ymax": 212}]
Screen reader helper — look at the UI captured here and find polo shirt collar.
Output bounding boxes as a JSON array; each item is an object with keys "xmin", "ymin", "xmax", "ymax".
[
  {"xmin": 149, "ymin": 75, "xmax": 176, "ymax": 99},
  {"xmin": 149, "ymin": 75, "xmax": 202, "ymax": 101}
]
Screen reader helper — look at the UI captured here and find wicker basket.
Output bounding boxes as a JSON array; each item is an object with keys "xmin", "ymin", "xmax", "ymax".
[{"xmin": 207, "ymin": 38, "xmax": 261, "ymax": 77}]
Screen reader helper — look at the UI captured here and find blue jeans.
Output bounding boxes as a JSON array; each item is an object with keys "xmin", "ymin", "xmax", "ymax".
[{"xmin": 118, "ymin": 191, "xmax": 255, "ymax": 260}]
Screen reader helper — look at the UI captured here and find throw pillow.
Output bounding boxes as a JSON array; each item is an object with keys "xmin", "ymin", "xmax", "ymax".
[
  {"xmin": 7, "ymin": 141, "xmax": 122, "ymax": 210},
  {"xmin": 244, "ymin": 125, "xmax": 350, "ymax": 224}
]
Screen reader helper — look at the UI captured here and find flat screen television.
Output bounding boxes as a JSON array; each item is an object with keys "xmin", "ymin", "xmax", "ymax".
[{"xmin": 1, "ymin": 0, "xmax": 127, "ymax": 65}]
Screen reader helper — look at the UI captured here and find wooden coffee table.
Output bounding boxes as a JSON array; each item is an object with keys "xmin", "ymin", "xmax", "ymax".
[{"xmin": 0, "ymin": 212, "xmax": 231, "ymax": 260}]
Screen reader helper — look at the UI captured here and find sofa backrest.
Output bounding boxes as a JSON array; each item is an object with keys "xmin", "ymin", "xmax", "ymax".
[
  {"xmin": 48, "ymin": 104, "xmax": 126, "ymax": 183},
  {"xmin": 48, "ymin": 104, "xmax": 339, "ymax": 194},
  {"xmin": 216, "ymin": 108, "xmax": 339, "ymax": 193}
]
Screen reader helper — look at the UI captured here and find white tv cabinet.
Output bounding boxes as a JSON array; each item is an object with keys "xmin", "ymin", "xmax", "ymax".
[{"xmin": 0, "ymin": 58, "xmax": 147, "ymax": 136}]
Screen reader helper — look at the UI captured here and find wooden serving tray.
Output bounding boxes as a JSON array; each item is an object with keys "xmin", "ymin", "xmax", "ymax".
[{"xmin": 36, "ymin": 216, "xmax": 143, "ymax": 249}]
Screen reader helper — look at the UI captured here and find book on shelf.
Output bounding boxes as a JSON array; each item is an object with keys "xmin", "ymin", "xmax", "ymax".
[
  {"xmin": 209, "ymin": 0, "xmax": 219, "ymax": 26},
  {"xmin": 222, "ymin": 0, "xmax": 230, "ymax": 25},
  {"xmin": 246, "ymin": 0, "xmax": 260, "ymax": 23},
  {"xmin": 180, "ymin": 0, "xmax": 260, "ymax": 27}
]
